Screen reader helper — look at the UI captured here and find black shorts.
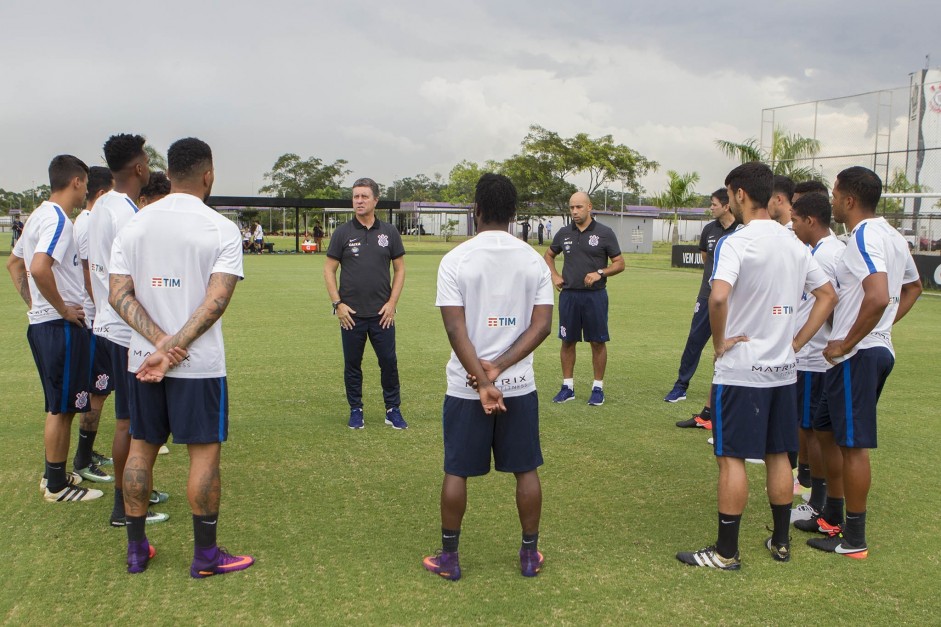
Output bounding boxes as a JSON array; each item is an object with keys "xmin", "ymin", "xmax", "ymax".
[
  {"xmin": 102, "ymin": 337, "xmax": 132, "ymax": 420},
  {"xmin": 87, "ymin": 330, "xmax": 115, "ymax": 396},
  {"xmin": 711, "ymin": 383, "xmax": 798, "ymax": 459},
  {"xmin": 26, "ymin": 320, "xmax": 90, "ymax": 415},
  {"xmin": 812, "ymin": 347, "xmax": 893, "ymax": 449},
  {"xmin": 558, "ymin": 289, "xmax": 609, "ymax": 343},
  {"xmin": 442, "ymin": 391, "xmax": 543, "ymax": 477},
  {"xmin": 127, "ymin": 376, "xmax": 229, "ymax": 445},
  {"xmin": 796, "ymin": 370, "xmax": 825, "ymax": 430}
]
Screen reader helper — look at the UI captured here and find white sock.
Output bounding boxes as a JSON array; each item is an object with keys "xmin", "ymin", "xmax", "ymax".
[
  {"xmin": 593, "ymin": 380, "xmax": 603, "ymax": 389},
  {"xmin": 563, "ymin": 378, "xmax": 574, "ymax": 390}
]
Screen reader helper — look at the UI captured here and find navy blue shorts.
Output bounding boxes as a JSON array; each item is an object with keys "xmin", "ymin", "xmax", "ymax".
[
  {"xmin": 127, "ymin": 376, "xmax": 229, "ymax": 445},
  {"xmin": 86, "ymin": 329, "xmax": 115, "ymax": 396},
  {"xmin": 796, "ymin": 370, "xmax": 825, "ymax": 430},
  {"xmin": 26, "ymin": 320, "xmax": 90, "ymax": 415},
  {"xmin": 813, "ymin": 347, "xmax": 893, "ymax": 449},
  {"xmin": 558, "ymin": 289, "xmax": 609, "ymax": 343},
  {"xmin": 102, "ymin": 337, "xmax": 132, "ymax": 420},
  {"xmin": 442, "ymin": 391, "xmax": 543, "ymax": 477},
  {"xmin": 711, "ymin": 384, "xmax": 798, "ymax": 459}
]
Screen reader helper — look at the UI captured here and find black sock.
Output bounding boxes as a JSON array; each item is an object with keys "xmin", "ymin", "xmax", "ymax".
[
  {"xmin": 113, "ymin": 488, "xmax": 125, "ymax": 518},
  {"xmin": 787, "ymin": 451, "xmax": 798, "ymax": 470},
  {"xmin": 796, "ymin": 463, "xmax": 811, "ymax": 488},
  {"xmin": 441, "ymin": 528, "xmax": 460, "ymax": 553},
  {"xmin": 126, "ymin": 515, "xmax": 146, "ymax": 542},
  {"xmin": 193, "ymin": 513, "xmax": 219, "ymax": 548},
  {"xmin": 770, "ymin": 503, "xmax": 791, "ymax": 545},
  {"xmin": 521, "ymin": 532, "xmax": 539, "ymax": 552},
  {"xmin": 45, "ymin": 459, "xmax": 67, "ymax": 492},
  {"xmin": 74, "ymin": 429, "xmax": 97, "ymax": 469},
  {"xmin": 808, "ymin": 477, "xmax": 827, "ymax": 511},
  {"xmin": 843, "ymin": 510, "xmax": 867, "ymax": 546},
  {"xmin": 716, "ymin": 512, "xmax": 741, "ymax": 559},
  {"xmin": 823, "ymin": 497, "xmax": 845, "ymax": 526},
  {"xmin": 700, "ymin": 406, "xmax": 711, "ymax": 420}
]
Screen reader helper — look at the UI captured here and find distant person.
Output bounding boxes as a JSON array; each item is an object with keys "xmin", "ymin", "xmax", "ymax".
[
  {"xmin": 138, "ymin": 171, "xmax": 171, "ymax": 207},
  {"xmin": 544, "ymin": 192, "xmax": 624, "ymax": 406},
  {"xmin": 6, "ymin": 154, "xmax": 102, "ymax": 503},
  {"xmin": 423, "ymin": 173, "xmax": 553, "ymax": 581},
  {"xmin": 676, "ymin": 162, "xmax": 836, "ymax": 570},
  {"xmin": 537, "ymin": 219, "xmax": 545, "ymax": 245},
  {"xmin": 768, "ymin": 175, "xmax": 795, "ymax": 228},
  {"xmin": 110, "ymin": 137, "xmax": 253, "ymax": 577},
  {"xmin": 241, "ymin": 225, "xmax": 251, "ymax": 252},
  {"xmin": 252, "ymin": 221, "xmax": 264, "ymax": 253},
  {"xmin": 11, "ymin": 216, "xmax": 24, "ymax": 246},
  {"xmin": 545, "ymin": 219, "xmax": 552, "ymax": 240},
  {"xmin": 313, "ymin": 221, "xmax": 325, "ymax": 253},
  {"xmin": 323, "ymin": 177, "xmax": 407, "ymax": 430},
  {"xmin": 520, "ymin": 219, "xmax": 531, "ymax": 243}
]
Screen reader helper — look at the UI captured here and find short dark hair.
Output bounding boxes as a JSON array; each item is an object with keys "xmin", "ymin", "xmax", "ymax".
[
  {"xmin": 48, "ymin": 155, "xmax": 89, "ymax": 192},
  {"xmin": 794, "ymin": 180, "xmax": 828, "ymax": 196},
  {"xmin": 86, "ymin": 166, "xmax": 113, "ymax": 200},
  {"xmin": 711, "ymin": 188, "xmax": 729, "ymax": 205},
  {"xmin": 836, "ymin": 166, "xmax": 882, "ymax": 210},
  {"xmin": 352, "ymin": 177, "xmax": 380, "ymax": 199},
  {"xmin": 772, "ymin": 175, "xmax": 795, "ymax": 203},
  {"xmin": 103, "ymin": 133, "xmax": 146, "ymax": 172},
  {"xmin": 167, "ymin": 137, "xmax": 213, "ymax": 180},
  {"xmin": 475, "ymin": 173, "xmax": 517, "ymax": 224},
  {"xmin": 140, "ymin": 171, "xmax": 170, "ymax": 199},
  {"xmin": 724, "ymin": 162, "xmax": 773, "ymax": 208},
  {"xmin": 792, "ymin": 192, "xmax": 831, "ymax": 227}
]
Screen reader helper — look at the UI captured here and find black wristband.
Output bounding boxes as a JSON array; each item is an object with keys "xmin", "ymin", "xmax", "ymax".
[{"xmin": 332, "ymin": 300, "xmax": 342, "ymax": 315}]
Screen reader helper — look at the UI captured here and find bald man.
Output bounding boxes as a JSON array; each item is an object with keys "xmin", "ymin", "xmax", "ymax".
[{"xmin": 544, "ymin": 192, "xmax": 625, "ymax": 406}]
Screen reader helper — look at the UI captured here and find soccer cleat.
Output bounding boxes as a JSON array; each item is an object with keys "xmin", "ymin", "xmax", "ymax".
[
  {"xmin": 793, "ymin": 476, "xmax": 811, "ymax": 496},
  {"xmin": 91, "ymin": 450, "xmax": 113, "ymax": 466},
  {"xmin": 75, "ymin": 462, "xmax": 114, "ymax": 483},
  {"xmin": 191, "ymin": 545, "xmax": 255, "ymax": 578},
  {"xmin": 807, "ymin": 533, "xmax": 868, "ymax": 559},
  {"xmin": 348, "ymin": 408, "xmax": 365, "ymax": 430},
  {"xmin": 110, "ymin": 510, "xmax": 171, "ymax": 527},
  {"xmin": 127, "ymin": 539, "xmax": 156, "ymax": 574},
  {"xmin": 676, "ymin": 414, "xmax": 712, "ymax": 429},
  {"xmin": 663, "ymin": 386, "xmax": 687, "ymax": 403},
  {"xmin": 790, "ymin": 503, "xmax": 818, "ymax": 523},
  {"xmin": 795, "ymin": 514, "xmax": 842, "ymax": 535},
  {"xmin": 384, "ymin": 407, "xmax": 408, "ymax": 429},
  {"xmin": 676, "ymin": 545, "xmax": 740, "ymax": 570},
  {"xmin": 552, "ymin": 386, "xmax": 575, "ymax": 403},
  {"xmin": 44, "ymin": 483, "xmax": 104, "ymax": 503},
  {"xmin": 587, "ymin": 387, "xmax": 605, "ymax": 406},
  {"xmin": 422, "ymin": 550, "xmax": 461, "ymax": 581},
  {"xmin": 765, "ymin": 537, "xmax": 791, "ymax": 562},
  {"xmin": 150, "ymin": 489, "xmax": 170, "ymax": 505},
  {"xmin": 520, "ymin": 549, "xmax": 544, "ymax": 577},
  {"xmin": 39, "ymin": 472, "xmax": 83, "ymax": 493},
  {"xmin": 157, "ymin": 445, "xmax": 170, "ymax": 455}
]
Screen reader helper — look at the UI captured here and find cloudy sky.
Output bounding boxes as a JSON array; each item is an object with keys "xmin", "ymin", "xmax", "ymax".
[{"xmin": 1, "ymin": 0, "xmax": 938, "ymax": 198}]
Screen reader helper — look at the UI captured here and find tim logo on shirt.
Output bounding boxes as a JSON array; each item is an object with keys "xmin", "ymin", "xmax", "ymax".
[
  {"xmin": 152, "ymin": 277, "xmax": 182, "ymax": 288},
  {"xmin": 771, "ymin": 305, "xmax": 794, "ymax": 315},
  {"xmin": 487, "ymin": 316, "xmax": 517, "ymax": 328}
]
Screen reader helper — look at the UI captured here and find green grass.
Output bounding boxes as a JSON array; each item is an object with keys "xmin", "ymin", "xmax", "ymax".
[{"xmin": 1, "ymin": 241, "xmax": 939, "ymax": 625}]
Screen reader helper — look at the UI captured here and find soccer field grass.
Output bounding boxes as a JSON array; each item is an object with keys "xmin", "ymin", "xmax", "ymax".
[{"xmin": 1, "ymin": 240, "xmax": 939, "ymax": 625}]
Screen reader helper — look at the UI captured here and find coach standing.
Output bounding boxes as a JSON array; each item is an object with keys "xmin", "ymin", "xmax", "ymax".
[
  {"xmin": 544, "ymin": 192, "xmax": 624, "ymax": 406},
  {"xmin": 324, "ymin": 178, "xmax": 407, "ymax": 430}
]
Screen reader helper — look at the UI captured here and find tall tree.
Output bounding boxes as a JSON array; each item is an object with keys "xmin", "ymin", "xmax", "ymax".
[
  {"xmin": 259, "ymin": 153, "xmax": 350, "ymax": 198},
  {"xmin": 655, "ymin": 170, "xmax": 701, "ymax": 244},
  {"xmin": 716, "ymin": 127, "xmax": 823, "ymax": 182},
  {"xmin": 388, "ymin": 173, "xmax": 444, "ymax": 202},
  {"xmin": 443, "ymin": 161, "xmax": 483, "ymax": 204}
]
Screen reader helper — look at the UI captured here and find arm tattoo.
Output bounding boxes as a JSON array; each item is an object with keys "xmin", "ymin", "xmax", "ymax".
[
  {"xmin": 109, "ymin": 274, "xmax": 168, "ymax": 345},
  {"xmin": 17, "ymin": 273, "xmax": 31, "ymax": 307}
]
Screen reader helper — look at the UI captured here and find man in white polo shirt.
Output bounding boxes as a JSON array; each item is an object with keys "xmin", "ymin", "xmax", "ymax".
[
  {"xmin": 423, "ymin": 173, "xmax": 553, "ymax": 581},
  {"xmin": 806, "ymin": 166, "xmax": 921, "ymax": 559},
  {"xmin": 109, "ymin": 137, "xmax": 253, "ymax": 578},
  {"xmin": 677, "ymin": 162, "xmax": 837, "ymax": 570}
]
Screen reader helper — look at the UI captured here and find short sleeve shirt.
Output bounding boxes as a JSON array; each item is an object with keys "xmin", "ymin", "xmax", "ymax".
[
  {"xmin": 110, "ymin": 193, "xmax": 244, "ymax": 378},
  {"xmin": 830, "ymin": 217, "xmax": 920, "ymax": 359},
  {"xmin": 697, "ymin": 219, "xmax": 741, "ymax": 300},
  {"xmin": 327, "ymin": 218, "xmax": 406, "ymax": 317},
  {"xmin": 795, "ymin": 235, "xmax": 845, "ymax": 372},
  {"xmin": 73, "ymin": 208, "xmax": 95, "ymax": 323},
  {"xmin": 548, "ymin": 218, "xmax": 621, "ymax": 291},
  {"xmin": 710, "ymin": 220, "xmax": 829, "ymax": 387},
  {"xmin": 88, "ymin": 191, "xmax": 139, "ymax": 347},
  {"xmin": 436, "ymin": 230, "xmax": 554, "ymax": 399}
]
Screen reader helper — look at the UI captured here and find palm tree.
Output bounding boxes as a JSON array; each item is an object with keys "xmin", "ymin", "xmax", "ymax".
[
  {"xmin": 655, "ymin": 170, "xmax": 701, "ymax": 244},
  {"xmin": 144, "ymin": 145, "xmax": 167, "ymax": 171},
  {"xmin": 716, "ymin": 127, "xmax": 823, "ymax": 182}
]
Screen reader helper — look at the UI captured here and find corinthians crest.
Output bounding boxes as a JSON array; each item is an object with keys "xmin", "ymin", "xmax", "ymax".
[
  {"xmin": 95, "ymin": 373, "xmax": 110, "ymax": 391},
  {"xmin": 588, "ymin": 235, "xmax": 600, "ymax": 246},
  {"xmin": 377, "ymin": 234, "xmax": 389, "ymax": 247}
]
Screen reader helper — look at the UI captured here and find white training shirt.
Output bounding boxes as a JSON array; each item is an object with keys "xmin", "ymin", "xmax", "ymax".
[
  {"xmin": 795, "ymin": 235, "xmax": 845, "ymax": 372},
  {"xmin": 711, "ymin": 219, "xmax": 829, "ymax": 387},
  {"xmin": 72, "ymin": 208, "xmax": 95, "ymax": 324},
  {"xmin": 436, "ymin": 229, "xmax": 554, "ymax": 399},
  {"xmin": 88, "ymin": 191, "xmax": 139, "ymax": 347},
  {"xmin": 830, "ymin": 217, "xmax": 920, "ymax": 359},
  {"xmin": 12, "ymin": 201, "xmax": 86, "ymax": 325},
  {"xmin": 110, "ymin": 193, "xmax": 244, "ymax": 379},
  {"xmin": 253, "ymin": 224, "xmax": 263, "ymax": 240}
]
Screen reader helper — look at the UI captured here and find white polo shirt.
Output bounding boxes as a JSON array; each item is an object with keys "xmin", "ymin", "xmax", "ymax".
[
  {"xmin": 796, "ymin": 235, "xmax": 845, "ymax": 372},
  {"xmin": 110, "ymin": 193, "xmax": 244, "ymax": 379},
  {"xmin": 436, "ymin": 229, "xmax": 554, "ymax": 399},
  {"xmin": 711, "ymin": 219, "xmax": 829, "ymax": 387},
  {"xmin": 73, "ymin": 208, "xmax": 95, "ymax": 324},
  {"xmin": 88, "ymin": 191, "xmax": 139, "ymax": 347},
  {"xmin": 13, "ymin": 201, "xmax": 86, "ymax": 325},
  {"xmin": 830, "ymin": 217, "xmax": 920, "ymax": 359}
]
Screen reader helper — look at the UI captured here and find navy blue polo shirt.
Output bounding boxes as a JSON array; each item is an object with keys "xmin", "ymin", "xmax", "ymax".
[
  {"xmin": 327, "ymin": 217, "xmax": 406, "ymax": 317},
  {"xmin": 697, "ymin": 219, "xmax": 741, "ymax": 299},
  {"xmin": 549, "ymin": 218, "xmax": 621, "ymax": 291}
]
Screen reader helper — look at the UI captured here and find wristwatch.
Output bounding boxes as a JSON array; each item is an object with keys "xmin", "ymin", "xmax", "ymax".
[
  {"xmin": 332, "ymin": 300, "xmax": 342, "ymax": 315},
  {"xmin": 597, "ymin": 269, "xmax": 605, "ymax": 277}
]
